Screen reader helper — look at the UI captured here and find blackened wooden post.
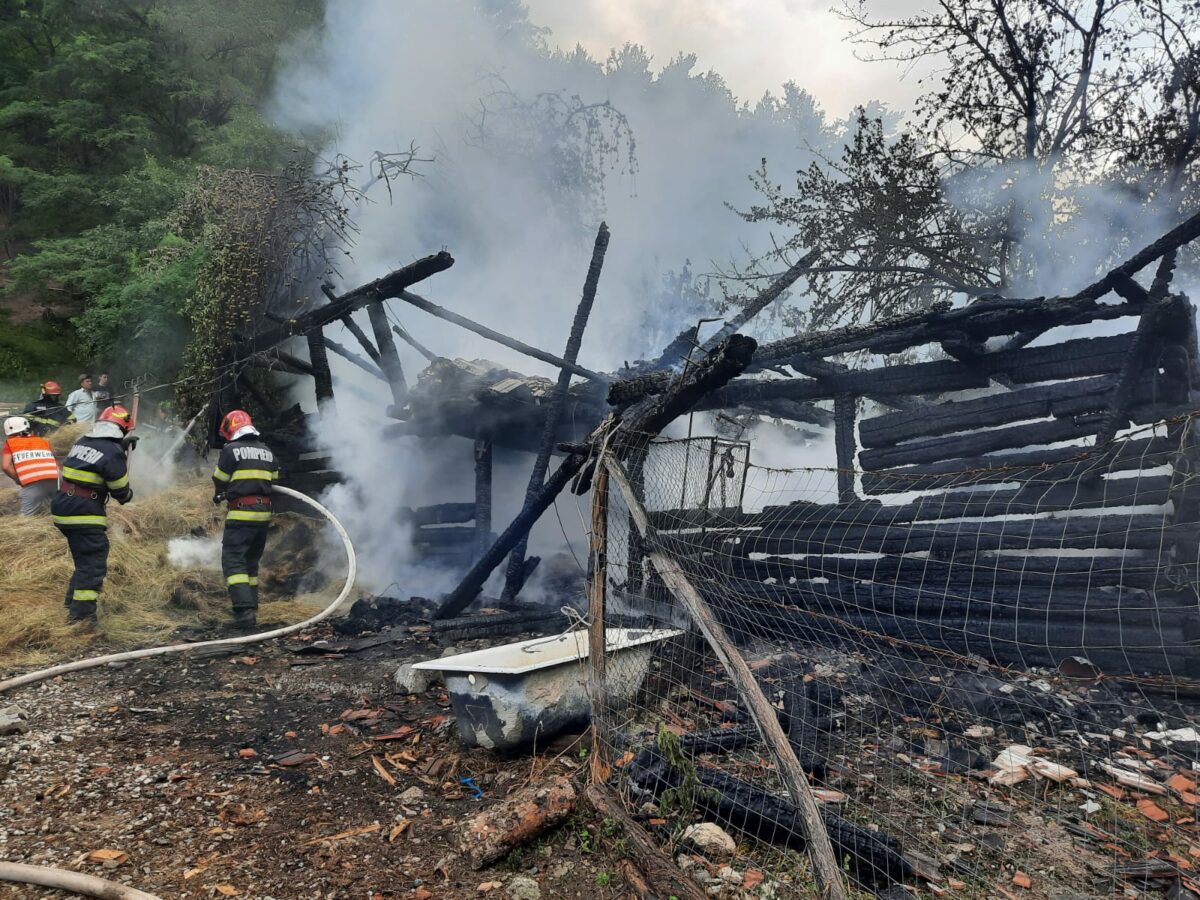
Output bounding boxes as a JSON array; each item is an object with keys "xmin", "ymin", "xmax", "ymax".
[
  {"xmin": 474, "ymin": 435, "xmax": 493, "ymax": 560},
  {"xmin": 306, "ymin": 330, "xmax": 335, "ymax": 407},
  {"xmin": 367, "ymin": 301, "xmax": 408, "ymax": 406},
  {"xmin": 834, "ymin": 393, "xmax": 856, "ymax": 503},
  {"xmin": 503, "ymin": 223, "xmax": 610, "ymax": 601},
  {"xmin": 587, "ymin": 464, "xmax": 610, "ymax": 784}
]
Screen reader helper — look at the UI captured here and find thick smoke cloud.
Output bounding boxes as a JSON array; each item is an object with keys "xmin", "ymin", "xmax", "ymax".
[{"xmin": 268, "ymin": 0, "xmax": 845, "ymax": 594}]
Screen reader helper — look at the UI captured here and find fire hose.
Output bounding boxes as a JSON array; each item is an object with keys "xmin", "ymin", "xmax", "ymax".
[{"xmin": 0, "ymin": 485, "xmax": 357, "ymax": 898}]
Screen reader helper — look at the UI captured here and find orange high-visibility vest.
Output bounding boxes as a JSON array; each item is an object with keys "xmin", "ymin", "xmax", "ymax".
[{"xmin": 5, "ymin": 435, "xmax": 58, "ymax": 486}]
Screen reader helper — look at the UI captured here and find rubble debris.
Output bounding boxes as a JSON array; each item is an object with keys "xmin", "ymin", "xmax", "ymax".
[
  {"xmin": 394, "ymin": 662, "xmax": 438, "ymax": 695},
  {"xmin": 462, "ymin": 775, "xmax": 576, "ymax": 868},
  {"xmin": 0, "ymin": 704, "xmax": 30, "ymax": 736},
  {"xmin": 682, "ymin": 823, "xmax": 737, "ymax": 861}
]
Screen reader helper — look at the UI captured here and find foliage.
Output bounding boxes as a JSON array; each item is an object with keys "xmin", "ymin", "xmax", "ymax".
[
  {"xmin": 734, "ymin": 1, "xmax": 1200, "ymax": 330},
  {"xmin": 0, "ymin": 0, "xmax": 322, "ymax": 382}
]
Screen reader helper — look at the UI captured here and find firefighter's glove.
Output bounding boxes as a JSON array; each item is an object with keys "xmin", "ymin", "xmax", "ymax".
[
  {"xmin": 121, "ymin": 435, "xmax": 139, "ymax": 452},
  {"xmin": 212, "ymin": 492, "xmax": 225, "ymax": 506},
  {"xmin": 117, "ymin": 491, "xmax": 133, "ymax": 505}
]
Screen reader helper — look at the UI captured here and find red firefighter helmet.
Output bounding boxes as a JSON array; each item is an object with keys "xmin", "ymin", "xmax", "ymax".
[
  {"xmin": 219, "ymin": 409, "xmax": 254, "ymax": 442},
  {"xmin": 42, "ymin": 381, "xmax": 62, "ymax": 397},
  {"xmin": 98, "ymin": 405, "xmax": 134, "ymax": 432}
]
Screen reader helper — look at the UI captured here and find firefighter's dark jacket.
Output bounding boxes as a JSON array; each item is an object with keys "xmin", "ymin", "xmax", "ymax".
[
  {"xmin": 51, "ymin": 431, "xmax": 132, "ymax": 528},
  {"xmin": 23, "ymin": 397, "xmax": 71, "ymax": 432},
  {"xmin": 212, "ymin": 433, "xmax": 279, "ymax": 523}
]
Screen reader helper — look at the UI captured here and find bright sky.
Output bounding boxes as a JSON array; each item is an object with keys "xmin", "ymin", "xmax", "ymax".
[{"xmin": 525, "ymin": 0, "xmax": 928, "ymax": 116}]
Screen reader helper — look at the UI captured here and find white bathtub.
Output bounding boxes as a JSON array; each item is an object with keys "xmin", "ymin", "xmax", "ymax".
[{"xmin": 412, "ymin": 627, "xmax": 681, "ymax": 752}]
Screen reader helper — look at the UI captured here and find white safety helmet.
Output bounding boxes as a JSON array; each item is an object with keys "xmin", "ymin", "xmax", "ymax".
[{"xmin": 3, "ymin": 416, "xmax": 32, "ymax": 437}]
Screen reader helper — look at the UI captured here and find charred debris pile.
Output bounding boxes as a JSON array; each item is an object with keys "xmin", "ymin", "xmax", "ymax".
[{"xmin": 221, "ymin": 211, "xmax": 1200, "ymax": 675}]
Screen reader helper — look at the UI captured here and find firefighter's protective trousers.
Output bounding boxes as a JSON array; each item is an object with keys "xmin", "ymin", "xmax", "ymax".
[
  {"xmin": 60, "ymin": 526, "xmax": 109, "ymax": 609},
  {"xmin": 222, "ymin": 523, "xmax": 268, "ymax": 611}
]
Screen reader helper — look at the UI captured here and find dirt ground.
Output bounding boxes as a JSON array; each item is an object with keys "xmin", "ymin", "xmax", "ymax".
[{"xmin": 0, "ymin": 626, "xmax": 645, "ymax": 900}]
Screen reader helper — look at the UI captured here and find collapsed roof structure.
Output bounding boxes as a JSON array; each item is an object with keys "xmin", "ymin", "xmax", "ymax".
[{"xmin": 223, "ymin": 209, "xmax": 1200, "ymax": 678}]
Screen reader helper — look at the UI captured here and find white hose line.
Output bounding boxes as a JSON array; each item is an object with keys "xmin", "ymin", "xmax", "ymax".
[
  {"xmin": 0, "ymin": 485, "xmax": 357, "ymax": 695},
  {"xmin": 0, "ymin": 861, "xmax": 164, "ymax": 899}
]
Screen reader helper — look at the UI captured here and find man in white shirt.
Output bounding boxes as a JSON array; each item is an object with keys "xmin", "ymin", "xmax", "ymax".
[{"xmin": 66, "ymin": 374, "xmax": 98, "ymax": 423}]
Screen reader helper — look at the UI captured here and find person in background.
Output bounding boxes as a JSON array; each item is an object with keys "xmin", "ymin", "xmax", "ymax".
[
  {"xmin": 22, "ymin": 381, "xmax": 72, "ymax": 435},
  {"xmin": 2, "ymin": 415, "xmax": 59, "ymax": 515},
  {"xmin": 212, "ymin": 409, "xmax": 279, "ymax": 630},
  {"xmin": 66, "ymin": 374, "xmax": 98, "ymax": 423},
  {"xmin": 51, "ymin": 405, "xmax": 135, "ymax": 625},
  {"xmin": 94, "ymin": 373, "xmax": 113, "ymax": 408}
]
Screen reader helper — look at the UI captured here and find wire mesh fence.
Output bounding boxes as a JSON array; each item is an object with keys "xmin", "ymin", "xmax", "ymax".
[{"xmin": 589, "ymin": 420, "xmax": 1200, "ymax": 899}]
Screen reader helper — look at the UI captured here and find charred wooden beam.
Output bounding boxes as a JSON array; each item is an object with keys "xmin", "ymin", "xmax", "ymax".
[
  {"xmin": 860, "ymin": 435, "xmax": 1176, "ymax": 494},
  {"xmin": 859, "ymin": 376, "xmax": 1120, "ymax": 448},
  {"xmin": 504, "ymin": 223, "xmax": 610, "ymax": 602},
  {"xmin": 412, "ymin": 525, "xmax": 484, "ymax": 547},
  {"xmin": 322, "ymin": 282, "xmax": 383, "ymax": 364},
  {"xmin": 728, "ymin": 554, "xmax": 1164, "ymax": 591},
  {"xmin": 436, "ymin": 452, "xmax": 587, "ymax": 618},
  {"xmin": 438, "ymin": 334, "xmax": 758, "ymax": 618},
  {"xmin": 696, "ymin": 512, "xmax": 1169, "ymax": 556},
  {"xmin": 474, "ymin": 436, "xmax": 493, "ymax": 560},
  {"xmin": 858, "ymin": 416, "xmax": 1097, "ymax": 471},
  {"xmin": 649, "ymin": 473, "xmax": 1172, "ymax": 532},
  {"xmin": 705, "ymin": 333, "xmax": 1133, "ymax": 408},
  {"xmin": 306, "ymin": 332, "xmax": 335, "ymax": 405},
  {"xmin": 399, "ymin": 503, "xmax": 476, "ymax": 526},
  {"xmin": 1095, "ymin": 256, "xmax": 1180, "ymax": 446},
  {"xmin": 367, "ymin": 301, "xmax": 408, "ymax": 405},
  {"xmin": 242, "ymin": 252, "xmax": 454, "ymax": 355},
  {"xmin": 395, "ymin": 288, "xmax": 608, "ymax": 383},
  {"xmin": 736, "ymin": 398, "xmax": 835, "ymax": 427},
  {"xmin": 322, "ymin": 335, "xmax": 387, "ymax": 381},
  {"xmin": 392, "ymin": 323, "xmax": 437, "ymax": 362},
  {"xmin": 834, "ymin": 394, "xmax": 856, "ymax": 502},
  {"xmin": 697, "ymin": 248, "xmax": 822, "ymax": 354}
]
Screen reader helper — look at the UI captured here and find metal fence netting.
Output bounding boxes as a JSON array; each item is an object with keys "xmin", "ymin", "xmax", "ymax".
[{"xmin": 588, "ymin": 423, "xmax": 1200, "ymax": 899}]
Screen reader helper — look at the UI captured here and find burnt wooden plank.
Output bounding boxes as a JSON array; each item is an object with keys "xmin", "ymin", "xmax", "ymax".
[
  {"xmin": 859, "ymin": 417, "xmax": 1096, "ymax": 471},
  {"xmin": 649, "ymin": 474, "xmax": 1171, "ymax": 532},
  {"xmin": 695, "ymin": 513, "xmax": 1171, "ymax": 555},
  {"xmin": 859, "ymin": 377, "xmax": 1118, "ymax": 448},
  {"xmin": 860, "ymin": 436, "xmax": 1176, "ymax": 494}
]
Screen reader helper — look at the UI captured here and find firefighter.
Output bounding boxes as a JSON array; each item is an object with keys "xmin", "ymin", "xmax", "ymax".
[
  {"xmin": 22, "ymin": 381, "xmax": 72, "ymax": 435},
  {"xmin": 212, "ymin": 410, "xmax": 279, "ymax": 630},
  {"xmin": 51, "ymin": 405, "xmax": 135, "ymax": 625},
  {"xmin": 2, "ymin": 416, "xmax": 59, "ymax": 515}
]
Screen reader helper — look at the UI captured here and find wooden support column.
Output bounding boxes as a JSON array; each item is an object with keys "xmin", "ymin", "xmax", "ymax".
[
  {"xmin": 834, "ymin": 393, "xmax": 857, "ymax": 503},
  {"xmin": 306, "ymin": 330, "xmax": 335, "ymax": 407},
  {"xmin": 605, "ymin": 456, "xmax": 847, "ymax": 900},
  {"xmin": 367, "ymin": 301, "xmax": 408, "ymax": 406},
  {"xmin": 474, "ymin": 435, "xmax": 493, "ymax": 560},
  {"xmin": 587, "ymin": 465, "xmax": 610, "ymax": 784},
  {"xmin": 504, "ymin": 223, "xmax": 610, "ymax": 601}
]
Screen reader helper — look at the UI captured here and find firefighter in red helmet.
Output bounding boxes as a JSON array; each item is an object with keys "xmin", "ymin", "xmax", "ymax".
[
  {"xmin": 51, "ymin": 405, "xmax": 135, "ymax": 625},
  {"xmin": 212, "ymin": 410, "xmax": 279, "ymax": 629}
]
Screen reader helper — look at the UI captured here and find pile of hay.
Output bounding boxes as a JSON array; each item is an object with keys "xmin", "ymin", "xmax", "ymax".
[{"xmin": 0, "ymin": 475, "xmax": 332, "ymax": 668}]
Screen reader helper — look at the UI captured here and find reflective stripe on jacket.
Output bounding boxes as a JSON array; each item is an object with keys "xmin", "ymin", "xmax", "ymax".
[
  {"xmin": 214, "ymin": 436, "xmax": 279, "ymax": 524},
  {"xmin": 5, "ymin": 436, "xmax": 58, "ymax": 486}
]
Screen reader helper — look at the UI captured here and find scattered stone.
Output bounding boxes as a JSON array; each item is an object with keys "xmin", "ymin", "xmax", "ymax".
[
  {"xmin": 394, "ymin": 663, "xmax": 437, "ymax": 694},
  {"xmin": 682, "ymin": 822, "xmax": 737, "ymax": 861},
  {"xmin": 718, "ymin": 866, "xmax": 743, "ymax": 885},
  {"xmin": 398, "ymin": 786, "xmax": 426, "ymax": 806},
  {"xmin": 506, "ymin": 875, "xmax": 541, "ymax": 900},
  {"xmin": 0, "ymin": 706, "xmax": 29, "ymax": 737}
]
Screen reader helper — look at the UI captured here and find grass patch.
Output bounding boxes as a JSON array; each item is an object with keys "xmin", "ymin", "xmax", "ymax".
[{"xmin": 0, "ymin": 475, "xmax": 330, "ymax": 668}]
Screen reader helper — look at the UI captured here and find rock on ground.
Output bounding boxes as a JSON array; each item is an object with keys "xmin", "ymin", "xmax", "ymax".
[
  {"xmin": 682, "ymin": 822, "xmax": 737, "ymax": 861},
  {"xmin": 506, "ymin": 875, "xmax": 541, "ymax": 899}
]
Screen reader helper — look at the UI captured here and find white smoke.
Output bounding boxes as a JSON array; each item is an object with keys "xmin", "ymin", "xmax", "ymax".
[
  {"xmin": 268, "ymin": 0, "xmax": 848, "ymax": 593},
  {"xmin": 167, "ymin": 535, "xmax": 222, "ymax": 571}
]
